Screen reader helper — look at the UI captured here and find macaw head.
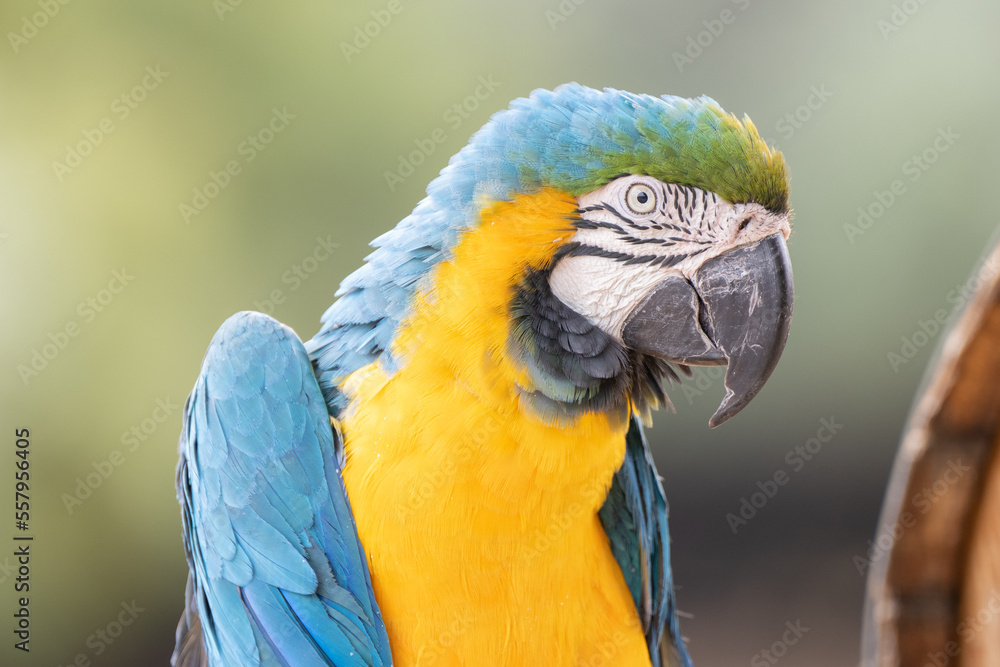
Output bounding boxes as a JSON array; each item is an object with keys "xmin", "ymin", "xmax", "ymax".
[
  {"xmin": 532, "ymin": 175, "xmax": 791, "ymax": 428},
  {"xmin": 311, "ymin": 84, "xmax": 792, "ymax": 428}
]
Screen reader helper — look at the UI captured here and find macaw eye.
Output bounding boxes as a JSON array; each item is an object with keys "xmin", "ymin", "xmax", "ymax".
[{"xmin": 625, "ymin": 183, "xmax": 657, "ymax": 215}]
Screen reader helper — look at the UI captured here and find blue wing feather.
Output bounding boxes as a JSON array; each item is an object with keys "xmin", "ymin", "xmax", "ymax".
[
  {"xmin": 173, "ymin": 311, "xmax": 391, "ymax": 667},
  {"xmin": 599, "ymin": 416, "xmax": 693, "ymax": 667}
]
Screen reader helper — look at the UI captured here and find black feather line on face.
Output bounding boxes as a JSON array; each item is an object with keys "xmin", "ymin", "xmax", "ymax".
[
  {"xmin": 508, "ymin": 268, "xmax": 689, "ymax": 424},
  {"xmin": 571, "ymin": 218, "xmax": 628, "ymax": 235},
  {"xmin": 582, "ymin": 202, "xmax": 660, "ymax": 232}
]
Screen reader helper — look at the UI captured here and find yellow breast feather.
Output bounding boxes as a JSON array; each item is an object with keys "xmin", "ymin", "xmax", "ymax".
[{"xmin": 340, "ymin": 189, "xmax": 652, "ymax": 666}]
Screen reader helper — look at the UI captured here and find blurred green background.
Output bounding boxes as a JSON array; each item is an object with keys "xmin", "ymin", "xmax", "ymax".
[{"xmin": 1, "ymin": 0, "xmax": 998, "ymax": 664}]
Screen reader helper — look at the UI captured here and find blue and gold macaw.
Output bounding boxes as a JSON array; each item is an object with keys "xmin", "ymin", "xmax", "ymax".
[{"xmin": 172, "ymin": 84, "xmax": 793, "ymax": 667}]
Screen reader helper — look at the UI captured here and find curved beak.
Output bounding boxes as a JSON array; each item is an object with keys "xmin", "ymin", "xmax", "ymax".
[{"xmin": 621, "ymin": 233, "xmax": 793, "ymax": 427}]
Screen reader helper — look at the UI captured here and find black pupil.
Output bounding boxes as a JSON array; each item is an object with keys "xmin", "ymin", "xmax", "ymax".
[{"xmin": 636, "ymin": 191, "xmax": 648, "ymax": 204}]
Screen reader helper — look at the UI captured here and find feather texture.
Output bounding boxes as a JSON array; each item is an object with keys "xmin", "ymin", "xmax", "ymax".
[
  {"xmin": 177, "ymin": 84, "xmax": 791, "ymax": 666},
  {"xmin": 174, "ymin": 312, "xmax": 391, "ymax": 667},
  {"xmin": 600, "ymin": 417, "xmax": 693, "ymax": 667},
  {"xmin": 329, "ymin": 189, "xmax": 689, "ymax": 665}
]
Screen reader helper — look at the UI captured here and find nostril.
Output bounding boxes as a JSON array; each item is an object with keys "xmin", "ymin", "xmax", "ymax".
[{"xmin": 737, "ymin": 216, "xmax": 753, "ymax": 234}]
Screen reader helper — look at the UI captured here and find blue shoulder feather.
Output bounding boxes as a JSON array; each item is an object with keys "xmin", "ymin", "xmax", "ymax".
[{"xmin": 173, "ymin": 312, "xmax": 391, "ymax": 667}]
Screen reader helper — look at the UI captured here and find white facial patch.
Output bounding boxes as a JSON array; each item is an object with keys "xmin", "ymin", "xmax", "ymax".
[
  {"xmin": 549, "ymin": 256, "xmax": 674, "ymax": 339},
  {"xmin": 548, "ymin": 175, "xmax": 790, "ymax": 340}
]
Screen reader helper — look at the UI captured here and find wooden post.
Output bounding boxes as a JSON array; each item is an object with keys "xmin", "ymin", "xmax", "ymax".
[{"xmin": 863, "ymin": 241, "xmax": 1000, "ymax": 666}]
